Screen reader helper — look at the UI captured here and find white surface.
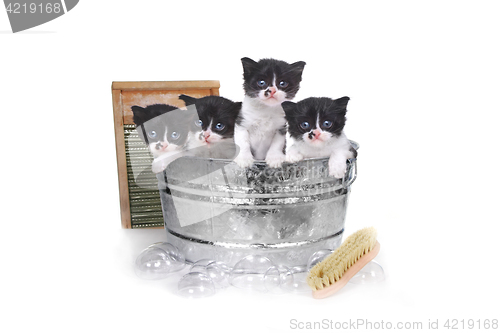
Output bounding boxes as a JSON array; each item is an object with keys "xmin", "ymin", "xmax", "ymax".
[{"xmin": 1, "ymin": 1, "xmax": 499, "ymax": 332}]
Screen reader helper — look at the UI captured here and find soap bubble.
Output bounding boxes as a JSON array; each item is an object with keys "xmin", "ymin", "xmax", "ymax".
[
  {"xmin": 282, "ymin": 266, "xmax": 310, "ymax": 293},
  {"xmin": 307, "ymin": 249, "xmax": 333, "ymax": 272},
  {"xmin": 149, "ymin": 242, "xmax": 185, "ymax": 266},
  {"xmin": 206, "ymin": 261, "xmax": 231, "ymax": 289},
  {"xmin": 349, "ymin": 261, "xmax": 385, "ymax": 285},
  {"xmin": 177, "ymin": 272, "xmax": 216, "ymax": 298},
  {"xmin": 134, "ymin": 243, "xmax": 185, "ymax": 279},
  {"xmin": 189, "ymin": 259, "xmax": 216, "ymax": 274},
  {"xmin": 229, "ymin": 255, "xmax": 276, "ymax": 292},
  {"xmin": 264, "ymin": 265, "xmax": 294, "ymax": 294}
]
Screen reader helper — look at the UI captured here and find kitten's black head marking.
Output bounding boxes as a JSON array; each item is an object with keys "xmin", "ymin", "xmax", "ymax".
[
  {"xmin": 241, "ymin": 57, "xmax": 306, "ymax": 99},
  {"xmin": 283, "ymin": 96, "xmax": 350, "ymax": 140},
  {"xmin": 131, "ymin": 103, "xmax": 192, "ymax": 149},
  {"xmin": 179, "ymin": 94, "xmax": 242, "ymax": 138},
  {"xmin": 131, "ymin": 104, "xmax": 178, "ymax": 126}
]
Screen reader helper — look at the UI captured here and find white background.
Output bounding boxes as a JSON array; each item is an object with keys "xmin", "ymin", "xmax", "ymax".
[{"xmin": 1, "ymin": 1, "xmax": 499, "ymax": 332}]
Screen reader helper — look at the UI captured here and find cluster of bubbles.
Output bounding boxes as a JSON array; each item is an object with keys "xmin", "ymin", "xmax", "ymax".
[
  {"xmin": 134, "ymin": 242, "xmax": 383, "ymax": 298},
  {"xmin": 229, "ymin": 255, "xmax": 307, "ymax": 294}
]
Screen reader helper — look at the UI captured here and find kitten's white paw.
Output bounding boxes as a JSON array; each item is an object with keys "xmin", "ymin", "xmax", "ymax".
[
  {"xmin": 266, "ymin": 152, "xmax": 286, "ymax": 168},
  {"xmin": 234, "ymin": 154, "xmax": 255, "ymax": 168},
  {"xmin": 286, "ymin": 151, "xmax": 304, "ymax": 163},
  {"xmin": 152, "ymin": 159, "xmax": 167, "ymax": 174},
  {"xmin": 328, "ymin": 158, "xmax": 347, "ymax": 179}
]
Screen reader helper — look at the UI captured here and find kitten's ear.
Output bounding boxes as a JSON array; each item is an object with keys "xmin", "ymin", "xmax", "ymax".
[
  {"xmin": 281, "ymin": 101, "xmax": 297, "ymax": 115},
  {"xmin": 289, "ymin": 61, "xmax": 306, "ymax": 73},
  {"xmin": 241, "ymin": 57, "xmax": 257, "ymax": 68},
  {"xmin": 131, "ymin": 106, "xmax": 147, "ymax": 126},
  {"xmin": 231, "ymin": 101, "xmax": 243, "ymax": 114},
  {"xmin": 335, "ymin": 96, "xmax": 350, "ymax": 109},
  {"xmin": 179, "ymin": 94, "xmax": 197, "ymax": 106},
  {"xmin": 241, "ymin": 57, "xmax": 258, "ymax": 76},
  {"xmin": 131, "ymin": 105, "xmax": 145, "ymax": 113}
]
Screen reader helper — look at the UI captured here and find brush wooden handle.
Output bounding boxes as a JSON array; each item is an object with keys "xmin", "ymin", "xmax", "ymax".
[{"xmin": 312, "ymin": 241, "xmax": 381, "ymax": 299}]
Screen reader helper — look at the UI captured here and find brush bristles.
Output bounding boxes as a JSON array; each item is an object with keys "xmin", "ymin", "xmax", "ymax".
[{"xmin": 307, "ymin": 227, "xmax": 378, "ymax": 291}]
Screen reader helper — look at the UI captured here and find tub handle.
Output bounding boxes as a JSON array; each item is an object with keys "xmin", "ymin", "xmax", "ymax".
[{"xmin": 342, "ymin": 159, "xmax": 357, "ymax": 188}]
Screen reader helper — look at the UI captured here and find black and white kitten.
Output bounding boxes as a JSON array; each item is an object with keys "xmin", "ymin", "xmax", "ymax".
[
  {"xmin": 131, "ymin": 104, "xmax": 197, "ymax": 172},
  {"xmin": 282, "ymin": 97, "xmax": 356, "ymax": 178},
  {"xmin": 234, "ymin": 57, "xmax": 306, "ymax": 168},
  {"xmin": 178, "ymin": 94, "xmax": 242, "ymax": 147},
  {"xmin": 178, "ymin": 94, "xmax": 242, "ymax": 159}
]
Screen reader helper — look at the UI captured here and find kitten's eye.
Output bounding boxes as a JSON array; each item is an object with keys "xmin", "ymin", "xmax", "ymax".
[
  {"xmin": 171, "ymin": 132, "xmax": 180, "ymax": 140},
  {"xmin": 278, "ymin": 81, "xmax": 288, "ymax": 88},
  {"xmin": 214, "ymin": 122, "xmax": 225, "ymax": 131},
  {"xmin": 257, "ymin": 80, "xmax": 267, "ymax": 88},
  {"xmin": 147, "ymin": 131, "xmax": 157, "ymax": 139},
  {"xmin": 300, "ymin": 122, "xmax": 311, "ymax": 130},
  {"xmin": 322, "ymin": 120, "xmax": 333, "ymax": 128},
  {"xmin": 194, "ymin": 119, "xmax": 203, "ymax": 127}
]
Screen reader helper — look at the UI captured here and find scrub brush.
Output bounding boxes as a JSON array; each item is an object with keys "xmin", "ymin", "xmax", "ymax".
[{"xmin": 307, "ymin": 227, "xmax": 380, "ymax": 299}]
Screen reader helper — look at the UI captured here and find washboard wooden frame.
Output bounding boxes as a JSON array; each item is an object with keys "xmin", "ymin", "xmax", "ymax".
[{"xmin": 112, "ymin": 81, "xmax": 221, "ymax": 228}]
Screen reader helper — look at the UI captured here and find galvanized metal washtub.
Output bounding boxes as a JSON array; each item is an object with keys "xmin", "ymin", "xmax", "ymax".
[{"xmin": 157, "ymin": 141, "xmax": 358, "ymax": 269}]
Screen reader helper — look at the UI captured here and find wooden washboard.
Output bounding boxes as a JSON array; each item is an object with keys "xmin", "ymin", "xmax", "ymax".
[{"xmin": 112, "ymin": 81, "xmax": 221, "ymax": 228}]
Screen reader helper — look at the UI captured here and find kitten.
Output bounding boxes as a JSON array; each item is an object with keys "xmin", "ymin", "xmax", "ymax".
[
  {"xmin": 282, "ymin": 96, "xmax": 357, "ymax": 178},
  {"xmin": 131, "ymin": 104, "xmax": 197, "ymax": 172},
  {"xmin": 178, "ymin": 94, "xmax": 242, "ymax": 159},
  {"xmin": 234, "ymin": 57, "xmax": 306, "ymax": 168}
]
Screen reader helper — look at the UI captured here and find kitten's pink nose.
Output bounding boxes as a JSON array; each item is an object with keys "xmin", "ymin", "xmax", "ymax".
[
  {"xmin": 203, "ymin": 131, "xmax": 211, "ymax": 142},
  {"xmin": 269, "ymin": 87, "xmax": 276, "ymax": 97},
  {"xmin": 312, "ymin": 130, "xmax": 321, "ymax": 138},
  {"xmin": 156, "ymin": 142, "xmax": 168, "ymax": 150}
]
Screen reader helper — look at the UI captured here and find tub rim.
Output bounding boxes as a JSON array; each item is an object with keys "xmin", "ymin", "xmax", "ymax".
[{"xmin": 173, "ymin": 140, "xmax": 359, "ymax": 163}]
